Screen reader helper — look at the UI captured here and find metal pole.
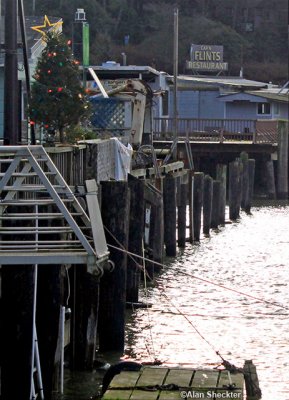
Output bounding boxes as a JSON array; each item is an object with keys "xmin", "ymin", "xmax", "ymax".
[
  {"xmin": 60, "ymin": 306, "xmax": 65, "ymax": 394},
  {"xmin": 173, "ymin": 7, "xmax": 179, "ymax": 160},
  {"xmin": 4, "ymin": 0, "xmax": 19, "ymax": 145},
  {"xmin": 18, "ymin": 0, "xmax": 36, "ymax": 144}
]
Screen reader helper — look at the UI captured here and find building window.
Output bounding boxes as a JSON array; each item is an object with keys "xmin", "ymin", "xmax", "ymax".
[
  {"xmin": 257, "ymin": 102, "xmax": 271, "ymax": 115},
  {"xmin": 273, "ymin": 103, "xmax": 280, "ymax": 115}
]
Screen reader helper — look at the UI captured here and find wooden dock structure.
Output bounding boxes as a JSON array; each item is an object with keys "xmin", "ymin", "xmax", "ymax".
[{"xmin": 102, "ymin": 366, "xmax": 245, "ymax": 400}]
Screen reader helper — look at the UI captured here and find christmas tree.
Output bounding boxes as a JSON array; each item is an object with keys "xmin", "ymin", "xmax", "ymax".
[{"xmin": 30, "ymin": 31, "xmax": 90, "ymax": 143}]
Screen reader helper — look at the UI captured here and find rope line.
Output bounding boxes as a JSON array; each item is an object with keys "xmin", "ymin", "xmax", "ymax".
[
  {"xmin": 106, "ymin": 241, "xmax": 289, "ymax": 311},
  {"xmin": 159, "ymin": 289, "xmax": 222, "ymax": 359},
  {"xmin": 103, "ymin": 226, "xmax": 152, "ymax": 280}
]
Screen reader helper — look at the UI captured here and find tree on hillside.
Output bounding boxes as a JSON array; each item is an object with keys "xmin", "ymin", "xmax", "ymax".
[{"xmin": 30, "ymin": 31, "xmax": 90, "ymax": 143}]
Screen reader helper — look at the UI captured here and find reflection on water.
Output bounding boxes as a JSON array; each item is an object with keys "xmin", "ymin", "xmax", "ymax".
[
  {"xmin": 125, "ymin": 206, "xmax": 289, "ymax": 400},
  {"xmin": 63, "ymin": 206, "xmax": 289, "ymax": 399}
]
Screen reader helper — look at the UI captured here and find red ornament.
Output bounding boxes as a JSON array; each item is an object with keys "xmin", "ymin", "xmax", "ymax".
[
  {"xmin": 57, "ymin": 87, "xmax": 63, "ymax": 92},
  {"xmin": 48, "ymin": 89, "xmax": 53, "ymax": 93},
  {"xmin": 30, "ymin": 121, "xmax": 35, "ymax": 125},
  {"xmin": 47, "ymin": 69, "xmax": 52, "ymax": 74},
  {"xmin": 44, "ymin": 124, "xmax": 49, "ymax": 129}
]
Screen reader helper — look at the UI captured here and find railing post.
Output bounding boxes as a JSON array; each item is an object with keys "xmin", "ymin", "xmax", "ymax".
[{"xmin": 253, "ymin": 120, "xmax": 257, "ymax": 143}]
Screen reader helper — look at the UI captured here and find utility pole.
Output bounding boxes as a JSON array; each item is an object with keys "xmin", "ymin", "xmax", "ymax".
[
  {"xmin": 173, "ymin": 7, "xmax": 179, "ymax": 160},
  {"xmin": 4, "ymin": 0, "xmax": 19, "ymax": 145}
]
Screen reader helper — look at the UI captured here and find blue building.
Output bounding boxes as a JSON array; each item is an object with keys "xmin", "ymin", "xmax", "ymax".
[{"xmin": 168, "ymin": 75, "xmax": 288, "ymax": 121}]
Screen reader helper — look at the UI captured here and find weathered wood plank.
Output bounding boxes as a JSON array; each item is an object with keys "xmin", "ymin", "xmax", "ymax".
[
  {"xmin": 130, "ymin": 367, "xmax": 168, "ymax": 400},
  {"xmin": 102, "ymin": 371, "xmax": 140, "ymax": 400},
  {"xmin": 165, "ymin": 368, "xmax": 194, "ymax": 386},
  {"xmin": 159, "ymin": 369, "xmax": 193, "ymax": 400},
  {"xmin": 109, "ymin": 371, "xmax": 140, "ymax": 387},
  {"xmin": 217, "ymin": 370, "xmax": 243, "ymax": 397},
  {"xmin": 102, "ymin": 389, "xmax": 132, "ymax": 400},
  {"xmin": 192, "ymin": 369, "xmax": 219, "ymax": 388}
]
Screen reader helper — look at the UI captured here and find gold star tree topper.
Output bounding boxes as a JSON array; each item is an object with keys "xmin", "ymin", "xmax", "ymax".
[{"xmin": 31, "ymin": 15, "xmax": 63, "ymax": 36}]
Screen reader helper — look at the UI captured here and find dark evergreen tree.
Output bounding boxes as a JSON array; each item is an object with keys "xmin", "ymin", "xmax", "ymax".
[{"xmin": 30, "ymin": 31, "xmax": 90, "ymax": 143}]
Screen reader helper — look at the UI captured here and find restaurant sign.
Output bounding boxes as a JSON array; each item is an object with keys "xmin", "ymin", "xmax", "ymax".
[{"xmin": 186, "ymin": 44, "xmax": 228, "ymax": 72}]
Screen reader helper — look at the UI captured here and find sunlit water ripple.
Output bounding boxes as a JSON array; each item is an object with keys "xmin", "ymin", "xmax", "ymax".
[{"xmin": 125, "ymin": 206, "xmax": 289, "ymax": 400}]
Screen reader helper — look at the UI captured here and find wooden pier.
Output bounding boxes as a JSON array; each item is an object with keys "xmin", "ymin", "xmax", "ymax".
[
  {"xmin": 102, "ymin": 366, "xmax": 245, "ymax": 400},
  {"xmin": 1, "ymin": 125, "xmax": 287, "ymax": 397}
]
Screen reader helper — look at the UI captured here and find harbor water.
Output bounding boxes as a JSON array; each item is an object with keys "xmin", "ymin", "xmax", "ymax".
[{"xmin": 64, "ymin": 205, "xmax": 289, "ymax": 399}]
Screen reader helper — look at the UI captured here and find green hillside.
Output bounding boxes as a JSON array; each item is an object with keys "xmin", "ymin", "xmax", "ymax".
[{"xmin": 22, "ymin": 0, "xmax": 288, "ymax": 84}]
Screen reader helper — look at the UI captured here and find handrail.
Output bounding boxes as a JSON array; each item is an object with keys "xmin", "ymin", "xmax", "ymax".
[{"xmin": 153, "ymin": 117, "xmax": 280, "ymax": 144}]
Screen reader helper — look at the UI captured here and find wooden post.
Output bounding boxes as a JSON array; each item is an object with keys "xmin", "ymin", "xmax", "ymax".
[
  {"xmin": 153, "ymin": 190, "xmax": 164, "ymax": 264},
  {"xmin": 211, "ymin": 180, "xmax": 221, "ymax": 229},
  {"xmin": 177, "ymin": 174, "xmax": 188, "ymax": 247},
  {"xmin": 163, "ymin": 174, "xmax": 177, "ymax": 256},
  {"xmin": 229, "ymin": 161, "xmax": 241, "ymax": 221},
  {"xmin": 98, "ymin": 181, "xmax": 130, "ymax": 352},
  {"xmin": 144, "ymin": 184, "xmax": 164, "ymax": 276},
  {"xmin": 37, "ymin": 265, "xmax": 64, "ymax": 394},
  {"xmin": 72, "ymin": 267, "xmax": 100, "ymax": 370},
  {"xmin": 1, "ymin": 266, "xmax": 35, "ymax": 399},
  {"xmin": 127, "ymin": 175, "xmax": 145, "ymax": 303},
  {"xmin": 277, "ymin": 120, "xmax": 288, "ymax": 199},
  {"xmin": 240, "ymin": 152, "xmax": 250, "ymax": 211},
  {"xmin": 203, "ymin": 175, "xmax": 213, "ymax": 235},
  {"xmin": 188, "ymin": 171, "xmax": 194, "ymax": 242},
  {"xmin": 247, "ymin": 159, "xmax": 256, "ymax": 214},
  {"xmin": 243, "ymin": 360, "xmax": 262, "ymax": 399},
  {"xmin": 236, "ymin": 159, "xmax": 243, "ymax": 216},
  {"xmin": 265, "ymin": 160, "xmax": 276, "ymax": 199},
  {"xmin": 216, "ymin": 164, "xmax": 227, "ymax": 225},
  {"xmin": 193, "ymin": 172, "xmax": 204, "ymax": 241}
]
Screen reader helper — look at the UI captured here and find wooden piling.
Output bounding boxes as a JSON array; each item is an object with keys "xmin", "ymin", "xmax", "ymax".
[
  {"xmin": 229, "ymin": 161, "xmax": 241, "ymax": 221},
  {"xmin": 188, "ymin": 171, "xmax": 194, "ymax": 242},
  {"xmin": 211, "ymin": 180, "xmax": 221, "ymax": 229},
  {"xmin": 72, "ymin": 266, "xmax": 100, "ymax": 370},
  {"xmin": 265, "ymin": 160, "xmax": 276, "ymax": 199},
  {"xmin": 178, "ymin": 174, "xmax": 188, "ymax": 247},
  {"xmin": 203, "ymin": 175, "xmax": 213, "ymax": 235},
  {"xmin": 277, "ymin": 120, "xmax": 288, "ymax": 199},
  {"xmin": 37, "ymin": 265, "xmax": 64, "ymax": 394},
  {"xmin": 144, "ymin": 183, "xmax": 164, "ymax": 276},
  {"xmin": 127, "ymin": 175, "xmax": 145, "ymax": 303},
  {"xmin": 153, "ymin": 190, "xmax": 164, "ymax": 264},
  {"xmin": 216, "ymin": 164, "xmax": 227, "ymax": 225},
  {"xmin": 243, "ymin": 360, "xmax": 262, "ymax": 399},
  {"xmin": 236, "ymin": 159, "xmax": 243, "ymax": 216},
  {"xmin": 240, "ymin": 152, "xmax": 250, "ymax": 211},
  {"xmin": 1, "ymin": 266, "xmax": 35, "ymax": 399},
  {"xmin": 193, "ymin": 172, "xmax": 204, "ymax": 241},
  {"xmin": 247, "ymin": 159, "xmax": 256, "ymax": 214},
  {"xmin": 98, "ymin": 181, "xmax": 130, "ymax": 352},
  {"xmin": 163, "ymin": 174, "xmax": 177, "ymax": 256}
]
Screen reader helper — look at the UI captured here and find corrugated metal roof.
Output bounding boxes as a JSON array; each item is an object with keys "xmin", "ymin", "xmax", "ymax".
[
  {"xmin": 219, "ymin": 90, "xmax": 289, "ymax": 103},
  {"xmin": 247, "ymin": 90, "xmax": 289, "ymax": 103},
  {"xmin": 86, "ymin": 65, "xmax": 162, "ymax": 80},
  {"xmin": 170, "ymin": 75, "xmax": 269, "ymax": 89}
]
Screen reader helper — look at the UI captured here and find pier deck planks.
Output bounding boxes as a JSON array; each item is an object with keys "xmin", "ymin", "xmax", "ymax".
[{"xmin": 102, "ymin": 367, "xmax": 244, "ymax": 400}]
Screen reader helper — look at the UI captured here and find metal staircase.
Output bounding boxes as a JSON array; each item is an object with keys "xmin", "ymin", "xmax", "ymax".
[{"xmin": 0, "ymin": 145, "xmax": 109, "ymax": 274}]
